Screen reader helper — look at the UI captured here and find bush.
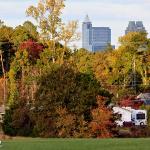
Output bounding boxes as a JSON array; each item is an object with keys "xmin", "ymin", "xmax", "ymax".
[
  {"xmin": 2, "ymin": 108, "xmax": 16, "ymax": 136},
  {"xmin": 3, "ymin": 100, "xmax": 34, "ymax": 137},
  {"xmin": 130, "ymin": 126, "xmax": 150, "ymax": 138},
  {"xmin": 118, "ymin": 126, "xmax": 150, "ymax": 138}
]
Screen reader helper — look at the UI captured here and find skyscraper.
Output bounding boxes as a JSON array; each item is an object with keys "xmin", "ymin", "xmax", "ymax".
[
  {"xmin": 125, "ymin": 21, "xmax": 146, "ymax": 34},
  {"xmin": 82, "ymin": 15, "xmax": 112, "ymax": 52},
  {"xmin": 82, "ymin": 15, "xmax": 92, "ymax": 51}
]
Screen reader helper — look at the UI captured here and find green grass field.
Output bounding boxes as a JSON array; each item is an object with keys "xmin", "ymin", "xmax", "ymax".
[{"xmin": 1, "ymin": 138, "xmax": 150, "ymax": 150}]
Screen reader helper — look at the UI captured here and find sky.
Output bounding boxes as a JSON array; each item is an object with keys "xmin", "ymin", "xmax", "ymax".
[{"xmin": 1, "ymin": 0, "xmax": 150, "ymax": 48}]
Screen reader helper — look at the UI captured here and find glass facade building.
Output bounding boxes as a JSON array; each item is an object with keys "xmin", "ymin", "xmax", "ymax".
[
  {"xmin": 82, "ymin": 15, "xmax": 112, "ymax": 52},
  {"xmin": 125, "ymin": 21, "xmax": 146, "ymax": 34}
]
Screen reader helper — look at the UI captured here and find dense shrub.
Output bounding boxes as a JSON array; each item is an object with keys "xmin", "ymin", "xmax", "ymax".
[
  {"xmin": 118, "ymin": 126, "xmax": 150, "ymax": 138},
  {"xmin": 2, "ymin": 108, "xmax": 16, "ymax": 136},
  {"xmin": 31, "ymin": 64, "xmax": 112, "ymax": 137},
  {"xmin": 3, "ymin": 100, "xmax": 34, "ymax": 137},
  {"xmin": 130, "ymin": 126, "xmax": 150, "ymax": 138}
]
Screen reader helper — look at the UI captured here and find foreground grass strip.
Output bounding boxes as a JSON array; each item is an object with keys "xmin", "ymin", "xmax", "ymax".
[{"xmin": 1, "ymin": 138, "xmax": 150, "ymax": 150}]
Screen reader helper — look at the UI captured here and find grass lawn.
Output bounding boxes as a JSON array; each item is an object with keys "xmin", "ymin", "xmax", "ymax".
[{"xmin": 1, "ymin": 138, "xmax": 150, "ymax": 150}]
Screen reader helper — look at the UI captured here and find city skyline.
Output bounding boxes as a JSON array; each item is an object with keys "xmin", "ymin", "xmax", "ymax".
[
  {"xmin": 0, "ymin": 0, "xmax": 150, "ymax": 47},
  {"xmin": 82, "ymin": 15, "xmax": 112, "ymax": 52}
]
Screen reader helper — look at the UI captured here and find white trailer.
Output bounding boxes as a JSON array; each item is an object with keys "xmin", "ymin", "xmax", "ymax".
[{"xmin": 113, "ymin": 107, "xmax": 147, "ymax": 126}]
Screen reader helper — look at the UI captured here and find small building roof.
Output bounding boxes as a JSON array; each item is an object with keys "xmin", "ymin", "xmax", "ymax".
[{"xmin": 137, "ymin": 93, "xmax": 150, "ymax": 100}]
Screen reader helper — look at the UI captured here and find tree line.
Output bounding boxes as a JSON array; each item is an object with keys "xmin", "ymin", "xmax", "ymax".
[{"xmin": 0, "ymin": 0, "xmax": 150, "ymax": 138}]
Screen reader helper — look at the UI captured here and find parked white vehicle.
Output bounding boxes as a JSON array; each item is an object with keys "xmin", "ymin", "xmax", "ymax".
[
  {"xmin": 131, "ymin": 109, "xmax": 147, "ymax": 126},
  {"xmin": 113, "ymin": 107, "xmax": 147, "ymax": 126}
]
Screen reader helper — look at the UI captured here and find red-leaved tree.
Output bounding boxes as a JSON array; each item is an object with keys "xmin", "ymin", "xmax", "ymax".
[
  {"xmin": 119, "ymin": 96, "xmax": 143, "ymax": 109},
  {"xmin": 19, "ymin": 39, "xmax": 43, "ymax": 62}
]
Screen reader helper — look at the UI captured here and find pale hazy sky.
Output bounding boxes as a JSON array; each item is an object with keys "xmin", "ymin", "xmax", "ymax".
[{"xmin": 1, "ymin": 0, "xmax": 150, "ymax": 47}]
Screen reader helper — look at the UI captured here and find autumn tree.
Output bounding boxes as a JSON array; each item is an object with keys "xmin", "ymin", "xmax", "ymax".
[
  {"xmin": 55, "ymin": 106, "xmax": 76, "ymax": 137},
  {"xmin": 26, "ymin": 0, "xmax": 65, "ymax": 63},
  {"xmin": 0, "ymin": 25, "xmax": 14, "ymax": 73},
  {"xmin": 23, "ymin": 21, "xmax": 39, "ymax": 40},
  {"xmin": 89, "ymin": 96, "xmax": 114, "ymax": 138},
  {"xmin": 11, "ymin": 25, "xmax": 37, "ymax": 48},
  {"xmin": 117, "ymin": 32, "xmax": 150, "ymax": 89},
  {"xmin": 59, "ymin": 21, "xmax": 80, "ymax": 64},
  {"xmin": 92, "ymin": 50, "xmax": 115, "ymax": 87},
  {"xmin": 31, "ymin": 64, "xmax": 111, "ymax": 137},
  {"xmin": 0, "ymin": 26, "xmax": 13, "ymax": 42},
  {"xmin": 19, "ymin": 39, "xmax": 44, "ymax": 62},
  {"xmin": 8, "ymin": 49, "xmax": 30, "ymax": 106},
  {"xmin": 73, "ymin": 48, "xmax": 94, "ymax": 74},
  {"xmin": 92, "ymin": 32, "xmax": 150, "ymax": 97}
]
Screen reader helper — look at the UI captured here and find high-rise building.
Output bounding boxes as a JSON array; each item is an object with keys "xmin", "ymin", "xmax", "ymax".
[
  {"xmin": 82, "ymin": 15, "xmax": 112, "ymax": 52},
  {"xmin": 125, "ymin": 21, "xmax": 146, "ymax": 34}
]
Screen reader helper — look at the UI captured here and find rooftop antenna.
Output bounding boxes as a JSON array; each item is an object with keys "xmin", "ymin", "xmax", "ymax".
[{"xmin": 84, "ymin": 14, "xmax": 90, "ymax": 22}]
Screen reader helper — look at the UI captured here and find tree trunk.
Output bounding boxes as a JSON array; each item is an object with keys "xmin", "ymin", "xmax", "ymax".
[{"xmin": 0, "ymin": 51, "xmax": 6, "ymax": 106}]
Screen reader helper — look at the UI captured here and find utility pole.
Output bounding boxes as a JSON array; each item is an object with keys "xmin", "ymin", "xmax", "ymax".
[
  {"xmin": 132, "ymin": 44, "xmax": 148, "ymax": 93},
  {"xmin": 132, "ymin": 54, "xmax": 137, "ymax": 93}
]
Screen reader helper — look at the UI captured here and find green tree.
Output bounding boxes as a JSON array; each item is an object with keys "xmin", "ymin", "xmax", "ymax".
[
  {"xmin": 11, "ymin": 25, "xmax": 36, "ymax": 48},
  {"xmin": 73, "ymin": 48, "xmax": 93, "ymax": 74},
  {"xmin": 23, "ymin": 21, "xmax": 39, "ymax": 40},
  {"xmin": 117, "ymin": 32, "xmax": 150, "ymax": 89},
  {"xmin": 0, "ymin": 26, "xmax": 13, "ymax": 42},
  {"xmin": 8, "ymin": 49, "xmax": 30, "ymax": 106},
  {"xmin": 31, "ymin": 64, "xmax": 111, "ymax": 137}
]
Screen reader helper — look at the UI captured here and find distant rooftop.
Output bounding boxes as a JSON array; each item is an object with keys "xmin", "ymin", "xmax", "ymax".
[{"xmin": 137, "ymin": 93, "xmax": 150, "ymax": 100}]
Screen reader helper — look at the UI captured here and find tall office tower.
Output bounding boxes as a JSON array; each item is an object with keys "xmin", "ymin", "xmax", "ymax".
[
  {"xmin": 82, "ymin": 15, "xmax": 92, "ymax": 51},
  {"xmin": 82, "ymin": 15, "xmax": 112, "ymax": 52},
  {"xmin": 92, "ymin": 27, "xmax": 111, "ymax": 51},
  {"xmin": 125, "ymin": 21, "xmax": 146, "ymax": 34}
]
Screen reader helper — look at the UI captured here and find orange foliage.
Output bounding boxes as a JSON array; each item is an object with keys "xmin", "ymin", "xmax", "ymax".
[
  {"xmin": 90, "ymin": 96, "xmax": 113, "ymax": 138},
  {"xmin": 55, "ymin": 107, "xmax": 76, "ymax": 137}
]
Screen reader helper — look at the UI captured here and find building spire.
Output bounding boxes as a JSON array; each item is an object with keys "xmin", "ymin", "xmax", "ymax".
[{"xmin": 84, "ymin": 14, "xmax": 90, "ymax": 22}]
